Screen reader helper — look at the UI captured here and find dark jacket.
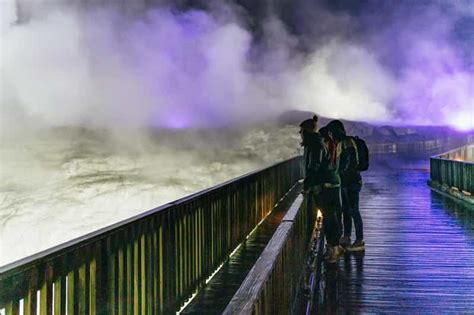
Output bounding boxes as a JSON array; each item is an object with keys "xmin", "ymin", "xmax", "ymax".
[
  {"xmin": 302, "ymin": 132, "xmax": 324, "ymax": 190},
  {"xmin": 338, "ymin": 137, "xmax": 362, "ymax": 187},
  {"xmin": 325, "ymin": 139, "xmax": 341, "ymax": 187},
  {"xmin": 302, "ymin": 132, "xmax": 340, "ymax": 190}
]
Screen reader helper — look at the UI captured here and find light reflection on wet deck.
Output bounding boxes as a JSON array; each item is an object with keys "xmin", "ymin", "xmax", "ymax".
[{"xmin": 321, "ymin": 165, "xmax": 474, "ymax": 313}]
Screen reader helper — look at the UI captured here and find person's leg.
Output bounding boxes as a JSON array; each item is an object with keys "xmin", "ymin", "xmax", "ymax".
[
  {"xmin": 346, "ymin": 183, "xmax": 365, "ymax": 251},
  {"xmin": 321, "ymin": 212, "xmax": 337, "ymax": 246},
  {"xmin": 341, "ymin": 187, "xmax": 352, "ymax": 239},
  {"xmin": 334, "ymin": 188, "xmax": 343, "ymax": 242},
  {"xmin": 349, "ymin": 184, "xmax": 363, "ymax": 241},
  {"xmin": 324, "ymin": 188, "xmax": 345, "ymax": 262},
  {"xmin": 320, "ymin": 189, "xmax": 338, "ymax": 246},
  {"xmin": 325, "ymin": 188, "xmax": 343, "ymax": 246}
]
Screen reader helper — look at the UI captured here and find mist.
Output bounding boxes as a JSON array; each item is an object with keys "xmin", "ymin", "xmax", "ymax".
[
  {"xmin": 2, "ymin": 0, "xmax": 472, "ymax": 131},
  {"xmin": 0, "ymin": 0, "xmax": 473, "ymax": 265}
]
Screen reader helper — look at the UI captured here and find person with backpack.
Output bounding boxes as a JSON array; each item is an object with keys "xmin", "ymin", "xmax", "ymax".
[
  {"xmin": 326, "ymin": 120, "xmax": 366, "ymax": 252},
  {"xmin": 300, "ymin": 116, "xmax": 344, "ymax": 263}
]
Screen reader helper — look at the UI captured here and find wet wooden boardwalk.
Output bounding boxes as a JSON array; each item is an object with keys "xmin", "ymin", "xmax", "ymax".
[
  {"xmin": 317, "ymin": 163, "xmax": 474, "ymax": 313},
  {"xmin": 181, "ymin": 161, "xmax": 474, "ymax": 314},
  {"xmin": 181, "ymin": 185, "xmax": 301, "ymax": 314}
]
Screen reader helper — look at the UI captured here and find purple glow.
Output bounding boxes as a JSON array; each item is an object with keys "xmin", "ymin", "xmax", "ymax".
[
  {"xmin": 161, "ymin": 114, "xmax": 193, "ymax": 129},
  {"xmin": 2, "ymin": 2, "xmax": 472, "ymax": 131}
]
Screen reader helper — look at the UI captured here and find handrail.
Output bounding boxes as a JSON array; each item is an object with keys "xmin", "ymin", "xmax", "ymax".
[
  {"xmin": 0, "ymin": 158, "xmax": 295, "ymax": 275},
  {"xmin": 0, "ymin": 156, "xmax": 303, "ymax": 314},
  {"xmin": 433, "ymin": 144, "xmax": 474, "ymax": 164},
  {"xmin": 430, "ymin": 145, "xmax": 474, "ymax": 199},
  {"xmin": 223, "ymin": 193, "xmax": 313, "ymax": 314},
  {"xmin": 435, "ymin": 146, "xmax": 469, "ymax": 159},
  {"xmin": 368, "ymin": 137, "xmax": 472, "ymax": 155}
]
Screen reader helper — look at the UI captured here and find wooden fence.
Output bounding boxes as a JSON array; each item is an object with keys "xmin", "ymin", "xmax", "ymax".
[
  {"xmin": 223, "ymin": 191, "xmax": 314, "ymax": 314},
  {"xmin": 368, "ymin": 137, "xmax": 471, "ymax": 155},
  {"xmin": 430, "ymin": 145, "xmax": 474, "ymax": 197},
  {"xmin": 0, "ymin": 157, "xmax": 302, "ymax": 314}
]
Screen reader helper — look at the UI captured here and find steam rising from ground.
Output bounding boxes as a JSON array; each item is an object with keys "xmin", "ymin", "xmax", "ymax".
[
  {"xmin": 0, "ymin": 126, "xmax": 301, "ymax": 266},
  {"xmin": 1, "ymin": 0, "xmax": 472, "ymax": 130}
]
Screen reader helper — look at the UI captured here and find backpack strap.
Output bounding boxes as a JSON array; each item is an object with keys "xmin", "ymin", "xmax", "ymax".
[{"xmin": 347, "ymin": 136, "xmax": 359, "ymax": 166}]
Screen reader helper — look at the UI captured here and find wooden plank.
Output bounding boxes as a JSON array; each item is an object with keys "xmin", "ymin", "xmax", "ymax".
[
  {"xmin": 39, "ymin": 263, "xmax": 53, "ymax": 315},
  {"xmin": 107, "ymin": 236, "xmax": 116, "ymax": 315},
  {"xmin": 117, "ymin": 235, "xmax": 125, "ymax": 315},
  {"xmin": 77, "ymin": 260, "xmax": 86, "ymax": 314},
  {"xmin": 66, "ymin": 269, "xmax": 75, "ymax": 315},
  {"xmin": 4, "ymin": 300, "xmax": 20, "ymax": 315},
  {"xmin": 140, "ymin": 231, "xmax": 146, "ymax": 315},
  {"xmin": 89, "ymin": 247, "xmax": 97, "ymax": 315},
  {"xmin": 223, "ymin": 223, "xmax": 292, "ymax": 315},
  {"xmin": 95, "ymin": 241, "xmax": 107, "ymax": 315},
  {"xmin": 158, "ymin": 224, "xmax": 164, "ymax": 313},
  {"xmin": 184, "ymin": 210, "xmax": 190, "ymax": 297},
  {"xmin": 133, "ymin": 226, "xmax": 139, "ymax": 315},
  {"xmin": 53, "ymin": 274, "xmax": 66, "ymax": 315},
  {"xmin": 125, "ymin": 228, "xmax": 133, "ymax": 315},
  {"xmin": 281, "ymin": 195, "xmax": 304, "ymax": 222},
  {"xmin": 177, "ymin": 210, "xmax": 183, "ymax": 303},
  {"xmin": 146, "ymin": 220, "xmax": 154, "ymax": 315},
  {"xmin": 24, "ymin": 269, "xmax": 37, "ymax": 315}
]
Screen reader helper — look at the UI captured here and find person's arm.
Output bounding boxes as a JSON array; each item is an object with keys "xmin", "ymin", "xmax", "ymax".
[{"xmin": 303, "ymin": 142, "xmax": 323, "ymax": 191}]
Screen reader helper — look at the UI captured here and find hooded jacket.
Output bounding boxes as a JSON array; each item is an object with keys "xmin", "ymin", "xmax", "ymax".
[
  {"xmin": 338, "ymin": 137, "xmax": 362, "ymax": 187},
  {"xmin": 302, "ymin": 132, "xmax": 340, "ymax": 190}
]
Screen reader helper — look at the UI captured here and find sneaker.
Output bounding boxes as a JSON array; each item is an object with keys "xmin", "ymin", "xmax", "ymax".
[
  {"xmin": 346, "ymin": 240, "xmax": 365, "ymax": 252},
  {"xmin": 340, "ymin": 235, "xmax": 351, "ymax": 247},
  {"xmin": 324, "ymin": 245, "xmax": 345, "ymax": 263}
]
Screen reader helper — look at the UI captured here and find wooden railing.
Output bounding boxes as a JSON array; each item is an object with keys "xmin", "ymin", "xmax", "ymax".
[
  {"xmin": 368, "ymin": 137, "xmax": 471, "ymax": 155},
  {"xmin": 223, "ymin": 192, "xmax": 313, "ymax": 314},
  {"xmin": 430, "ymin": 145, "xmax": 474, "ymax": 198},
  {"xmin": 437, "ymin": 144, "xmax": 474, "ymax": 162},
  {"xmin": 0, "ymin": 157, "xmax": 302, "ymax": 314}
]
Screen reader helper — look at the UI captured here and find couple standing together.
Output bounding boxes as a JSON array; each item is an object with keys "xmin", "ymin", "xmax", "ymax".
[{"xmin": 300, "ymin": 115, "xmax": 366, "ymax": 263}]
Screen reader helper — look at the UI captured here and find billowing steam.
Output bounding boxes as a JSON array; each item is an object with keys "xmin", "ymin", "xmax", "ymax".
[
  {"xmin": 0, "ymin": 0, "xmax": 473, "ymax": 266},
  {"xmin": 1, "ymin": 0, "xmax": 472, "ymax": 131}
]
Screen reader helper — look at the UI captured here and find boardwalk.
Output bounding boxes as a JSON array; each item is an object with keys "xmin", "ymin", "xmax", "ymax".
[
  {"xmin": 4, "ymin": 157, "xmax": 474, "ymax": 314},
  {"xmin": 317, "ymin": 162, "xmax": 474, "ymax": 313},
  {"xmin": 181, "ymin": 186, "xmax": 301, "ymax": 314},
  {"xmin": 181, "ymin": 160, "xmax": 474, "ymax": 314}
]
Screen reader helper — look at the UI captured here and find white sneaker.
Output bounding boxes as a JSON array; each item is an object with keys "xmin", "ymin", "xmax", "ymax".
[{"xmin": 346, "ymin": 240, "xmax": 365, "ymax": 252}]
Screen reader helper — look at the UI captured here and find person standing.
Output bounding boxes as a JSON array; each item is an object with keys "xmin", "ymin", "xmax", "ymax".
[
  {"xmin": 327, "ymin": 120, "xmax": 365, "ymax": 251},
  {"xmin": 300, "ymin": 116, "xmax": 344, "ymax": 263}
]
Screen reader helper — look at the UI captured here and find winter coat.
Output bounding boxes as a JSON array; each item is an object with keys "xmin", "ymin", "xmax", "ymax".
[
  {"xmin": 337, "ymin": 137, "xmax": 362, "ymax": 187},
  {"xmin": 302, "ymin": 132, "xmax": 340, "ymax": 190}
]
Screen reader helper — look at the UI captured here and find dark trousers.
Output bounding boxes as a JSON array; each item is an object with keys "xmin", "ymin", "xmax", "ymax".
[
  {"xmin": 342, "ymin": 183, "xmax": 364, "ymax": 240},
  {"xmin": 313, "ymin": 187, "xmax": 342, "ymax": 247}
]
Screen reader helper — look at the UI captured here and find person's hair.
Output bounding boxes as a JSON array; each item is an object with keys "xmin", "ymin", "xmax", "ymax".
[
  {"xmin": 326, "ymin": 119, "xmax": 346, "ymax": 140},
  {"xmin": 299, "ymin": 115, "xmax": 318, "ymax": 132},
  {"xmin": 319, "ymin": 125, "xmax": 330, "ymax": 141}
]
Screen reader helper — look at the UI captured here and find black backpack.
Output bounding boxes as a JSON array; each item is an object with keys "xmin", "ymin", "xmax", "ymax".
[{"xmin": 351, "ymin": 136, "xmax": 370, "ymax": 171}]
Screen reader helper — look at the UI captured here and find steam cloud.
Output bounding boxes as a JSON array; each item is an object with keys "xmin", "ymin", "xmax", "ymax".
[
  {"xmin": 1, "ymin": 0, "xmax": 473, "ymax": 131},
  {"xmin": 0, "ymin": 0, "xmax": 473, "ymax": 266}
]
